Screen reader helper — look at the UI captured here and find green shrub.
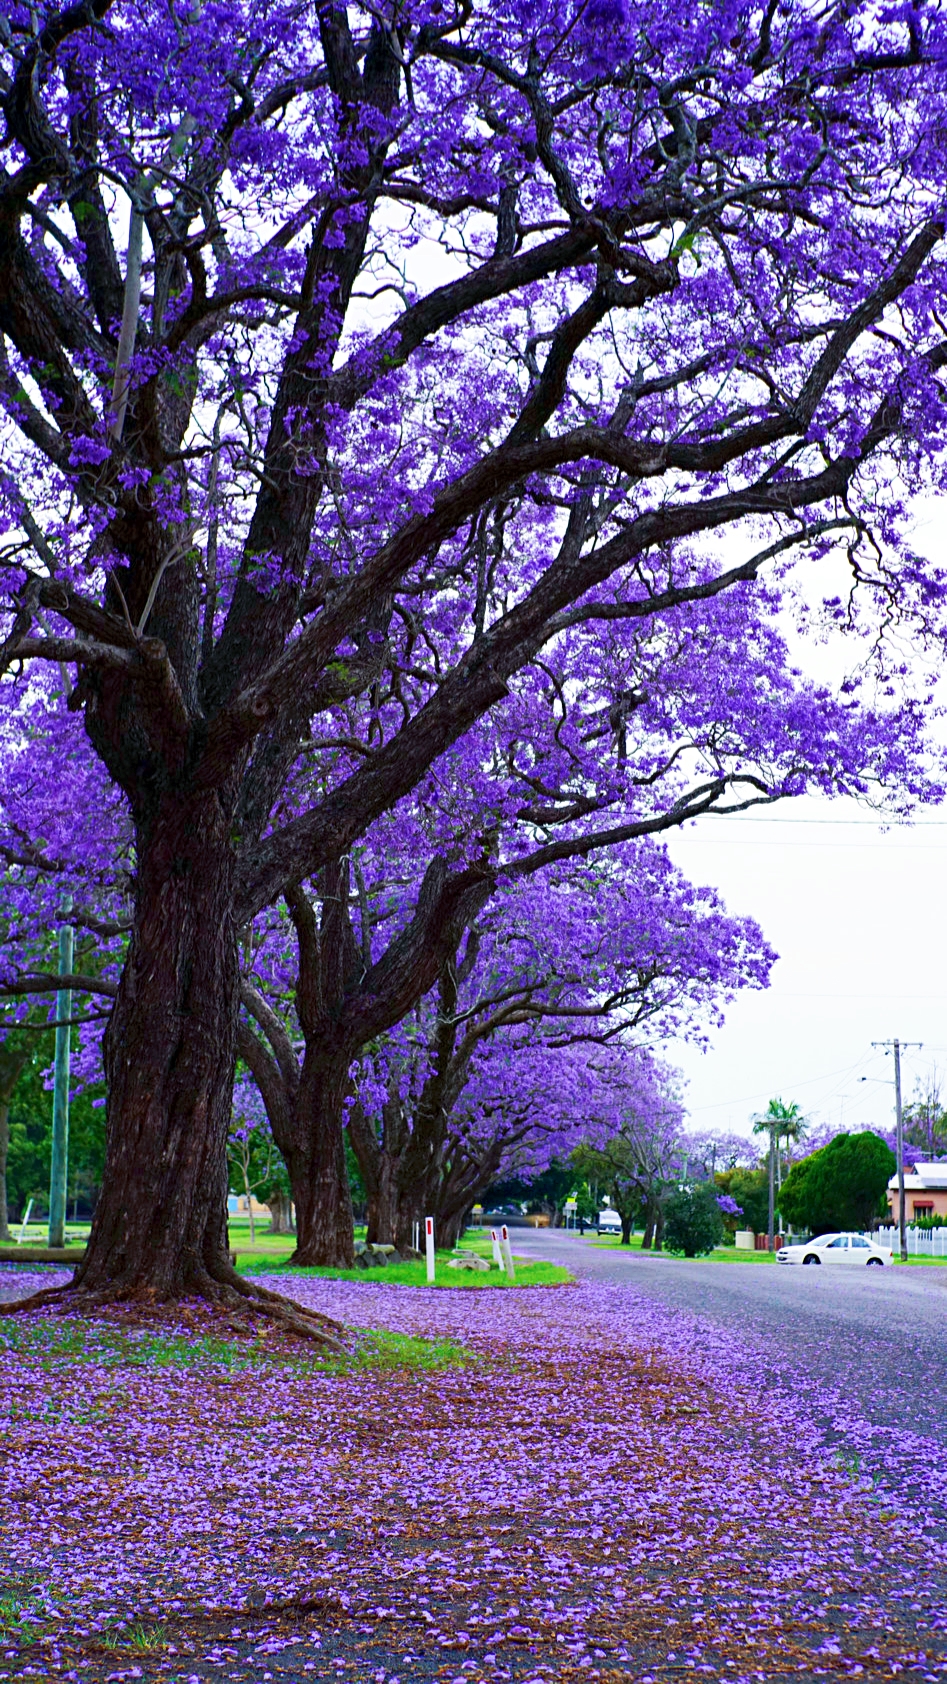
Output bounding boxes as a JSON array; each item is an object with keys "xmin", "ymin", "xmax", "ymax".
[
  {"xmin": 663, "ymin": 1184, "xmax": 725, "ymax": 1258},
  {"xmin": 777, "ymin": 1132, "xmax": 895, "ymax": 1233}
]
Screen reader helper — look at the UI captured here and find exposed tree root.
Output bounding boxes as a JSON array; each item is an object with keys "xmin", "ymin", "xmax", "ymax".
[{"xmin": 0, "ymin": 1261, "xmax": 347, "ymax": 1350}]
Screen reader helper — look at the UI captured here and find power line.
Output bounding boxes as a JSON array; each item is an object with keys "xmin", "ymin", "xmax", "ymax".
[{"xmin": 688, "ymin": 1056, "xmax": 876, "ymax": 1113}]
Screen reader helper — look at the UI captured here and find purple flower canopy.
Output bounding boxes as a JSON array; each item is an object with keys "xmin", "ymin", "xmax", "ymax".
[{"xmin": 2, "ymin": 0, "xmax": 947, "ymax": 1298}]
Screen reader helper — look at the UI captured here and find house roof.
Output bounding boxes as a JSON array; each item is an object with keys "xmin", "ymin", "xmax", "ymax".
[{"xmin": 887, "ymin": 1162, "xmax": 947, "ymax": 1191}]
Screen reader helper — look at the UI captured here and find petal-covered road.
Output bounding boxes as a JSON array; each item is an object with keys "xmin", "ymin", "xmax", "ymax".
[{"xmin": 1, "ymin": 1264, "xmax": 945, "ymax": 1684}]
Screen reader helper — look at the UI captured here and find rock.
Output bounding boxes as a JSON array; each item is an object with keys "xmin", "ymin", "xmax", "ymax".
[
  {"xmin": 371, "ymin": 1243, "xmax": 397, "ymax": 1253},
  {"xmin": 447, "ymin": 1255, "xmax": 491, "ymax": 1272}
]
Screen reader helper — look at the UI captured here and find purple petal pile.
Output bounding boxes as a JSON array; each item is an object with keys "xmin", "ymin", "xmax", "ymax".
[{"xmin": 1, "ymin": 1267, "xmax": 944, "ymax": 1683}]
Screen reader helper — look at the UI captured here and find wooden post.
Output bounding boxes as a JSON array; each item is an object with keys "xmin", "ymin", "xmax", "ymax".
[
  {"xmin": 48, "ymin": 917, "xmax": 74, "ymax": 1249},
  {"xmin": 425, "ymin": 1215, "xmax": 435, "ymax": 1283},
  {"xmin": 491, "ymin": 1227, "xmax": 503, "ymax": 1268},
  {"xmin": 500, "ymin": 1223, "xmax": 516, "ymax": 1282}
]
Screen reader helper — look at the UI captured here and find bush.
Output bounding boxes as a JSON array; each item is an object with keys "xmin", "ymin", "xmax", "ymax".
[
  {"xmin": 777, "ymin": 1131, "xmax": 895, "ymax": 1234},
  {"xmin": 715, "ymin": 1166, "xmax": 769, "ymax": 1234},
  {"xmin": 663, "ymin": 1184, "xmax": 725, "ymax": 1259}
]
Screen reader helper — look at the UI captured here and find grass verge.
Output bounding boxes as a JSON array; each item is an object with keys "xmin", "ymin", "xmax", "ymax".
[{"xmin": 238, "ymin": 1251, "xmax": 573, "ymax": 1288}]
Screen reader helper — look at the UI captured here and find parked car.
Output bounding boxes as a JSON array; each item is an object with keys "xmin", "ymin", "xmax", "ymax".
[
  {"xmin": 776, "ymin": 1232, "xmax": 892, "ymax": 1267},
  {"xmin": 597, "ymin": 1208, "xmax": 623, "ymax": 1236}
]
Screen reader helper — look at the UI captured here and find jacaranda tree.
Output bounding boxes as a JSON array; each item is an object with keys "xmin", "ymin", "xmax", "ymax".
[{"xmin": 1, "ymin": 0, "xmax": 946, "ymax": 1330}]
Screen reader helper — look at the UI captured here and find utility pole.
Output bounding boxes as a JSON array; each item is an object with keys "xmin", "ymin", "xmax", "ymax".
[
  {"xmin": 872, "ymin": 1038, "xmax": 921, "ymax": 1264},
  {"xmin": 47, "ymin": 912, "xmax": 74, "ymax": 1249},
  {"xmin": 767, "ymin": 1125, "xmax": 776, "ymax": 1252}
]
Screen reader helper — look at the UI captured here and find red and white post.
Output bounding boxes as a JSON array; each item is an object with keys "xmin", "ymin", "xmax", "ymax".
[{"xmin": 425, "ymin": 1215, "xmax": 435, "ymax": 1284}]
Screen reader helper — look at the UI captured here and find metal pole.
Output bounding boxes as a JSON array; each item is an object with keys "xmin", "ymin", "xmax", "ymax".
[
  {"xmin": 872, "ymin": 1038, "xmax": 920, "ymax": 1264},
  {"xmin": 47, "ymin": 917, "xmax": 73, "ymax": 1249},
  {"xmin": 767, "ymin": 1126, "xmax": 776, "ymax": 1251},
  {"xmin": 894, "ymin": 1038, "xmax": 907, "ymax": 1264}
]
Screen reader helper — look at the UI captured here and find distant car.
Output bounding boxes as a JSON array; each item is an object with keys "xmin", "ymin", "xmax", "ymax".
[
  {"xmin": 483, "ymin": 1205, "xmax": 530, "ymax": 1227},
  {"xmin": 777, "ymin": 1232, "xmax": 892, "ymax": 1267},
  {"xmin": 597, "ymin": 1208, "xmax": 623, "ymax": 1235}
]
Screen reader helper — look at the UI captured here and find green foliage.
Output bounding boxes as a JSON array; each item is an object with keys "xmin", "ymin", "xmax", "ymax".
[
  {"xmin": 487, "ymin": 1159, "xmax": 579, "ymax": 1216},
  {"xmin": 662, "ymin": 1183, "xmax": 725, "ymax": 1258},
  {"xmin": 226, "ymin": 1119, "xmax": 291, "ymax": 1210},
  {"xmin": 777, "ymin": 1131, "xmax": 895, "ymax": 1233},
  {"xmin": 715, "ymin": 1166, "xmax": 769, "ymax": 1234},
  {"xmin": 5, "ymin": 1032, "xmax": 106, "ymax": 1219},
  {"xmin": 571, "ymin": 1137, "xmax": 644, "ymax": 1236}
]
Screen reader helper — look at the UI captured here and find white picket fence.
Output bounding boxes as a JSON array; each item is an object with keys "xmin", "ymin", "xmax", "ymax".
[{"xmin": 874, "ymin": 1223, "xmax": 947, "ymax": 1258}]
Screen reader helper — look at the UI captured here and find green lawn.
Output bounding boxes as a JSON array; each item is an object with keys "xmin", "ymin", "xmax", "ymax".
[
  {"xmin": 230, "ymin": 1221, "xmax": 572, "ymax": 1287},
  {"xmin": 3, "ymin": 1219, "xmax": 572, "ymax": 1284},
  {"xmin": 240, "ymin": 1248, "xmax": 573, "ymax": 1290}
]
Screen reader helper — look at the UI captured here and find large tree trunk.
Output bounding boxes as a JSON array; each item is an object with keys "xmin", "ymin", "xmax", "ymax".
[
  {"xmin": 266, "ymin": 1191, "xmax": 295, "ymax": 1234},
  {"xmin": 286, "ymin": 1057, "xmax": 355, "ymax": 1268},
  {"xmin": 366, "ymin": 1154, "xmax": 401, "ymax": 1247},
  {"xmin": 349, "ymin": 1090, "xmax": 418, "ymax": 1249},
  {"xmin": 74, "ymin": 798, "xmax": 242, "ymax": 1297},
  {"xmin": 1, "ymin": 796, "xmax": 343, "ymax": 1345}
]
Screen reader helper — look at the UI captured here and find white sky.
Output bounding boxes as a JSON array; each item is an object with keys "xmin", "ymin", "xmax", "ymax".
[{"xmin": 666, "ymin": 797, "xmax": 947, "ymax": 1139}]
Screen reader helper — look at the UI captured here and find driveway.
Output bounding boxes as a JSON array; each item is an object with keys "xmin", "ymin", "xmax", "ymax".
[{"xmin": 513, "ymin": 1228, "xmax": 947, "ymax": 1529}]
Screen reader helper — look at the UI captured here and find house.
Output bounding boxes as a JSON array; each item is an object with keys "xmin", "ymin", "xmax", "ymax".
[{"xmin": 887, "ymin": 1162, "xmax": 947, "ymax": 1223}]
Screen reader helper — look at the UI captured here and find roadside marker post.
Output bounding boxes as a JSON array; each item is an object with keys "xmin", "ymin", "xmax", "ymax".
[
  {"xmin": 490, "ymin": 1227, "xmax": 502, "ymax": 1268},
  {"xmin": 425, "ymin": 1216, "xmax": 435, "ymax": 1283},
  {"xmin": 500, "ymin": 1224, "xmax": 516, "ymax": 1282},
  {"xmin": 16, "ymin": 1198, "xmax": 34, "ymax": 1245}
]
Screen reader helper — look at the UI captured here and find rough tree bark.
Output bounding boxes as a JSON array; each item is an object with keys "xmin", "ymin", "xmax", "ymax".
[
  {"xmin": 72, "ymin": 797, "xmax": 240, "ymax": 1297},
  {"xmin": 3, "ymin": 798, "xmax": 343, "ymax": 1344},
  {"xmin": 266, "ymin": 1192, "xmax": 294, "ymax": 1234}
]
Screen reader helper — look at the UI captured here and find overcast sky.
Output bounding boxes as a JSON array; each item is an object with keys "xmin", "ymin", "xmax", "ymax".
[{"xmin": 666, "ymin": 798, "xmax": 947, "ymax": 1141}]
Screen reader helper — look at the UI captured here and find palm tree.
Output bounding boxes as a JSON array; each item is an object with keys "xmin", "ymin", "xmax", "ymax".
[{"xmin": 752, "ymin": 1099, "xmax": 806, "ymax": 1248}]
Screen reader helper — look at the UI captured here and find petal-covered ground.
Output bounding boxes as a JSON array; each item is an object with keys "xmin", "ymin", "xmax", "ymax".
[{"xmin": 1, "ymin": 1265, "xmax": 945, "ymax": 1684}]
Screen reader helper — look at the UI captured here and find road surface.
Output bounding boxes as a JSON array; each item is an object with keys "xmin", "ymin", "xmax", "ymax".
[{"xmin": 513, "ymin": 1228, "xmax": 947, "ymax": 1528}]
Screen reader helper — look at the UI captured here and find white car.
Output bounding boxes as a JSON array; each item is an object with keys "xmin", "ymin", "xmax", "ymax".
[
  {"xmin": 777, "ymin": 1231, "xmax": 892, "ymax": 1267},
  {"xmin": 597, "ymin": 1208, "xmax": 623, "ymax": 1235}
]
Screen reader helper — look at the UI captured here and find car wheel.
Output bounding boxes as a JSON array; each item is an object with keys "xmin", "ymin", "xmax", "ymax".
[
  {"xmin": 802, "ymin": 1254, "xmax": 821, "ymax": 1265},
  {"xmin": 866, "ymin": 1258, "xmax": 883, "ymax": 1267}
]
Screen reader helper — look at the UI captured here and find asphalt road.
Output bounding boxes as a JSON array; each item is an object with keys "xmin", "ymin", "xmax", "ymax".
[{"xmin": 513, "ymin": 1228, "xmax": 947, "ymax": 1529}]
